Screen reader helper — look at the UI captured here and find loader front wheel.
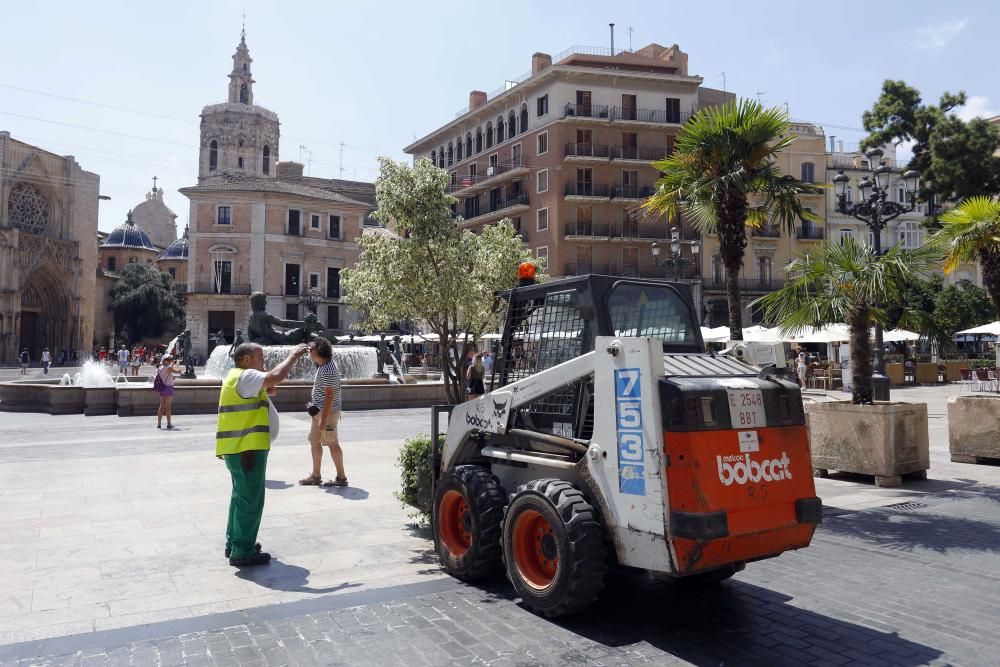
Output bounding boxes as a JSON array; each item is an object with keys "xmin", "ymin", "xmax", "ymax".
[
  {"xmin": 432, "ymin": 465, "xmax": 505, "ymax": 581},
  {"xmin": 502, "ymin": 479, "xmax": 608, "ymax": 617}
]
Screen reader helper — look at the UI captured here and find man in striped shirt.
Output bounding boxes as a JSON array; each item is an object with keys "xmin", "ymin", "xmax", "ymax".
[{"xmin": 300, "ymin": 336, "xmax": 347, "ymax": 487}]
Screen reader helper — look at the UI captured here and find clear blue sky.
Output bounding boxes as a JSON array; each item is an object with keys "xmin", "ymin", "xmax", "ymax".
[{"xmin": 1, "ymin": 0, "xmax": 994, "ymax": 233}]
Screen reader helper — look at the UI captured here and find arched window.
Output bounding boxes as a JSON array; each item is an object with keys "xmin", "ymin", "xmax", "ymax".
[
  {"xmin": 237, "ymin": 139, "xmax": 244, "ymax": 169},
  {"xmin": 520, "ymin": 103, "xmax": 528, "ymax": 133},
  {"xmin": 486, "ymin": 122, "xmax": 494, "ymax": 149},
  {"xmin": 508, "ymin": 111, "xmax": 517, "ymax": 136},
  {"xmin": 757, "ymin": 257, "xmax": 772, "ymax": 284},
  {"xmin": 239, "ymin": 83, "xmax": 248, "ymax": 104},
  {"xmin": 457, "ymin": 139, "xmax": 463, "ymax": 162},
  {"xmin": 209, "ymin": 140, "xmax": 218, "ymax": 170},
  {"xmin": 447, "ymin": 142, "xmax": 454, "ymax": 166},
  {"xmin": 430, "ymin": 150, "xmax": 436, "ymax": 166},
  {"xmin": 262, "ymin": 145, "xmax": 270, "ymax": 175},
  {"xmin": 7, "ymin": 182, "xmax": 50, "ymax": 234},
  {"xmin": 242, "ymin": 63, "xmax": 247, "ymax": 73},
  {"xmin": 712, "ymin": 255, "xmax": 723, "ymax": 283},
  {"xmin": 465, "ymin": 133, "xmax": 473, "ymax": 156},
  {"xmin": 475, "ymin": 128, "xmax": 483, "ymax": 153},
  {"xmin": 438, "ymin": 146, "xmax": 445, "ymax": 168},
  {"xmin": 800, "ymin": 162, "xmax": 815, "ymax": 183},
  {"xmin": 496, "ymin": 116, "xmax": 505, "ymax": 143}
]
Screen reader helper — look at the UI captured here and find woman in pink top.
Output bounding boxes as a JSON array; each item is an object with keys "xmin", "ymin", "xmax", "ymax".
[{"xmin": 156, "ymin": 354, "xmax": 183, "ymax": 429}]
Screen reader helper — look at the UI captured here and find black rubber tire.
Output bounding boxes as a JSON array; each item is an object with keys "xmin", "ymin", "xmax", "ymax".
[
  {"xmin": 432, "ymin": 465, "xmax": 505, "ymax": 581},
  {"xmin": 502, "ymin": 479, "xmax": 608, "ymax": 617}
]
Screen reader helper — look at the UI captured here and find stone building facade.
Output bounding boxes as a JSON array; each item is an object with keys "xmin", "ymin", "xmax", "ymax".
[
  {"xmin": 131, "ymin": 181, "xmax": 178, "ymax": 249},
  {"xmin": 0, "ymin": 132, "xmax": 99, "ymax": 363},
  {"xmin": 180, "ymin": 33, "xmax": 374, "ymax": 357}
]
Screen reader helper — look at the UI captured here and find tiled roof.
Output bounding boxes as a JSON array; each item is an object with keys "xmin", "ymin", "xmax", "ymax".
[
  {"xmin": 179, "ymin": 178, "xmax": 369, "ymax": 206},
  {"xmin": 100, "ymin": 211, "xmax": 159, "ymax": 251},
  {"xmin": 157, "ymin": 234, "xmax": 189, "ymax": 260}
]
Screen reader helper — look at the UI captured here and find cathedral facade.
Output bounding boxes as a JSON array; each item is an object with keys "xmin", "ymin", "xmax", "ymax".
[
  {"xmin": 0, "ymin": 132, "xmax": 99, "ymax": 363},
  {"xmin": 180, "ymin": 32, "xmax": 375, "ymax": 356}
]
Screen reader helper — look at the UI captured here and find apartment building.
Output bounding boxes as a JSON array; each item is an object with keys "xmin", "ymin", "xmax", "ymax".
[
  {"xmin": 699, "ymin": 122, "xmax": 829, "ymax": 327},
  {"xmin": 404, "ymin": 44, "xmax": 733, "ymax": 306}
]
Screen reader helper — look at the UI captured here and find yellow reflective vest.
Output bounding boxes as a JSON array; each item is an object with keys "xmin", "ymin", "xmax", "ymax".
[{"xmin": 216, "ymin": 368, "xmax": 271, "ymax": 457}]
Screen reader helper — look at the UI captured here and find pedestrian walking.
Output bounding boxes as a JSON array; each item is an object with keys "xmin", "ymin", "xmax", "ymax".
[
  {"xmin": 99, "ymin": 347, "xmax": 107, "ymax": 365},
  {"xmin": 131, "ymin": 348, "xmax": 142, "ymax": 376},
  {"xmin": 19, "ymin": 348, "xmax": 29, "ymax": 375},
  {"xmin": 796, "ymin": 347, "xmax": 808, "ymax": 387},
  {"xmin": 299, "ymin": 337, "xmax": 347, "ymax": 487},
  {"xmin": 219, "ymin": 342, "xmax": 309, "ymax": 566},
  {"xmin": 41, "ymin": 348, "xmax": 51, "ymax": 375},
  {"xmin": 466, "ymin": 353, "xmax": 486, "ymax": 401},
  {"xmin": 155, "ymin": 355, "xmax": 183, "ymax": 429},
  {"xmin": 117, "ymin": 345, "xmax": 129, "ymax": 375}
]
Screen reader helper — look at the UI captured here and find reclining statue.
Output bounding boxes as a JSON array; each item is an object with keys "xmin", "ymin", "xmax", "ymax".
[{"xmin": 247, "ymin": 291, "xmax": 320, "ymax": 345}]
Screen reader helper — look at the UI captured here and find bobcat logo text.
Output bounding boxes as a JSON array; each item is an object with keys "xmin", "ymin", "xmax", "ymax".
[{"xmin": 717, "ymin": 452, "xmax": 792, "ymax": 486}]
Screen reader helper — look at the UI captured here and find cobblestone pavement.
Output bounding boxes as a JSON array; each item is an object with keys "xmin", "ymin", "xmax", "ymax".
[{"xmin": 2, "ymin": 387, "xmax": 1000, "ymax": 665}]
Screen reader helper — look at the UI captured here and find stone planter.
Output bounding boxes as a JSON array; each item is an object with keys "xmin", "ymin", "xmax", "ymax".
[
  {"xmin": 885, "ymin": 363, "xmax": 904, "ymax": 386},
  {"xmin": 948, "ymin": 395, "xmax": 1000, "ymax": 463},
  {"xmin": 915, "ymin": 362, "xmax": 939, "ymax": 384},
  {"xmin": 944, "ymin": 360, "xmax": 964, "ymax": 382},
  {"xmin": 805, "ymin": 401, "xmax": 930, "ymax": 487}
]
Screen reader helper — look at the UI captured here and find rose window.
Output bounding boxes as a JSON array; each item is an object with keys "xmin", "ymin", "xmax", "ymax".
[{"xmin": 7, "ymin": 182, "xmax": 50, "ymax": 234}]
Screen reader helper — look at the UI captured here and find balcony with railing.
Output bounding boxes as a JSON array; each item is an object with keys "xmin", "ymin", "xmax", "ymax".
[
  {"xmin": 461, "ymin": 194, "xmax": 531, "ymax": 226},
  {"xmin": 702, "ymin": 277, "xmax": 785, "ymax": 293},
  {"xmin": 564, "ymin": 142, "xmax": 610, "ymax": 159},
  {"xmin": 564, "ymin": 103, "xmax": 611, "ymax": 119},
  {"xmin": 565, "ymin": 182, "xmax": 612, "ymax": 199},
  {"xmin": 563, "ymin": 261, "xmax": 697, "ymax": 280},
  {"xmin": 447, "ymin": 158, "xmax": 527, "ymax": 194},
  {"xmin": 612, "ymin": 185, "xmax": 654, "ymax": 200},
  {"xmin": 797, "ymin": 227, "xmax": 825, "ymax": 241},
  {"xmin": 610, "ymin": 145, "xmax": 667, "ymax": 162},
  {"xmin": 751, "ymin": 225, "xmax": 781, "ymax": 238},
  {"xmin": 564, "ymin": 220, "xmax": 693, "ymax": 241},
  {"xmin": 190, "ymin": 282, "xmax": 252, "ymax": 296},
  {"xmin": 611, "ymin": 107, "xmax": 692, "ymax": 124}
]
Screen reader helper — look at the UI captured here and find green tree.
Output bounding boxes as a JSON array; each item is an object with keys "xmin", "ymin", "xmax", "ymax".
[
  {"xmin": 342, "ymin": 157, "xmax": 537, "ymax": 404},
  {"xmin": 861, "ymin": 81, "xmax": 1000, "ymax": 204},
  {"xmin": 933, "ymin": 196, "xmax": 1000, "ymax": 319},
  {"xmin": 110, "ymin": 262, "xmax": 186, "ymax": 344},
  {"xmin": 934, "ymin": 280, "xmax": 996, "ymax": 338},
  {"xmin": 755, "ymin": 239, "xmax": 939, "ymax": 404},
  {"xmin": 642, "ymin": 99, "xmax": 822, "ymax": 340}
]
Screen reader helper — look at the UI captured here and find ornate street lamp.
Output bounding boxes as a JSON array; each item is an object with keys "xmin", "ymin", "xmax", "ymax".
[
  {"xmin": 299, "ymin": 288, "xmax": 321, "ymax": 315},
  {"xmin": 832, "ymin": 155, "xmax": 920, "ymax": 400},
  {"xmin": 651, "ymin": 227, "xmax": 700, "ymax": 280}
]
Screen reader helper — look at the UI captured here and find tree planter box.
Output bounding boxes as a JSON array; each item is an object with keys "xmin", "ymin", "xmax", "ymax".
[
  {"xmin": 944, "ymin": 361, "xmax": 964, "ymax": 382},
  {"xmin": 885, "ymin": 363, "xmax": 904, "ymax": 386},
  {"xmin": 915, "ymin": 363, "xmax": 939, "ymax": 384},
  {"xmin": 805, "ymin": 401, "xmax": 930, "ymax": 487},
  {"xmin": 948, "ymin": 395, "xmax": 1000, "ymax": 463}
]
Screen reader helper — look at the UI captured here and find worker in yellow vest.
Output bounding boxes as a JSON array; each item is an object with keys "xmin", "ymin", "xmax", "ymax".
[{"xmin": 219, "ymin": 341, "xmax": 309, "ymax": 566}]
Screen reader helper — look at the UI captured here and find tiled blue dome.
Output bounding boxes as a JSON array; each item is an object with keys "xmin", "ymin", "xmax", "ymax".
[
  {"xmin": 101, "ymin": 210, "xmax": 158, "ymax": 251},
  {"xmin": 158, "ymin": 230, "xmax": 189, "ymax": 260}
]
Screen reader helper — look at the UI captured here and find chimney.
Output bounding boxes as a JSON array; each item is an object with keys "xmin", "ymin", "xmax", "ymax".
[
  {"xmin": 276, "ymin": 161, "xmax": 304, "ymax": 178},
  {"xmin": 531, "ymin": 52, "xmax": 552, "ymax": 74},
  {"xmin": 469, "ymin": 90, "xmax": 487, "ymax": 110}
]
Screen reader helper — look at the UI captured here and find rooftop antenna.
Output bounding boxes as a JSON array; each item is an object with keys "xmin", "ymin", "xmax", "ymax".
[
  {"xmin": 784, "ymin": 101, "xmax": 790, "ymax": 115},
  {"xmin": 627, "ymin": 26, "xmax": 633, "ymax": 51},
  {"xmin": 609, "ymin": 23, "xmax": 615, "ymax": 55},
  {"xmin": 756, "ymin": 90, "xmax": 766, "ymax": 104},
  {"xmin": 298, "ymin": 144, "xmax": 307, "ymax": 163},
  {"xmin": 718, "ymin": 71, "xmax": 726, "ymax": 93},
  {"xmin": 339, "ymin": 142, "xmax": 345, "ymax": 179}
]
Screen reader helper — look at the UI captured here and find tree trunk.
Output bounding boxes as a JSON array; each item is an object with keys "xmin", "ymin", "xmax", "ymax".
[
  {"xmin": 980, "ymin": 250, "xmax": 1000, "ymax": 321},
  {"xmin": 848, "ymin": 308, "xmax": 874, "ymax": 405},
  {"xmin": 716, "ymin": 194, "xmax": 749, "ymax": 341}
]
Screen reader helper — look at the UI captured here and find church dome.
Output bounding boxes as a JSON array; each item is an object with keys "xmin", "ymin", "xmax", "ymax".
[
  {"xmin": 100, "ymin": 210, "xmax": 159, "ymax": 251},
  {"xmin": 158, "ymin": 229, "xmax": 189, "ymax": 260},
  {"xmin": 132, "ymin": 184, "xmax": 178, "ymax": 249}
]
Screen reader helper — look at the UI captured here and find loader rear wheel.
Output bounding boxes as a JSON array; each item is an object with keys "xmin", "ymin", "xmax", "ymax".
[
  {"xmin": 432, "ymin": 465, "xmax": 505, "ymax": 581},
  {"xmin": 502, "ymin": 479, "xmax": 608, "ymax": 617}
]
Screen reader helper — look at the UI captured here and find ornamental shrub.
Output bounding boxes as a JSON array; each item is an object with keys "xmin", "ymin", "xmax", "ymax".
[{"xmin": 395, "ymin": 434, "xmax": 436, "ymax": 525}]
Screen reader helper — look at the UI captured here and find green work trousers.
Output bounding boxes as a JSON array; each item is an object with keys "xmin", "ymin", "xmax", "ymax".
[{"xmin": 224, "ymin": 450, "xmax": 268, "ymax": 559}]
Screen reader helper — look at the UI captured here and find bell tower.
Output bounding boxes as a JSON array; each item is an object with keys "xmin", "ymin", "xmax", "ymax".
[{"xmin": 228, "ymin": 28, "xmax": 254, "ymax": 105}]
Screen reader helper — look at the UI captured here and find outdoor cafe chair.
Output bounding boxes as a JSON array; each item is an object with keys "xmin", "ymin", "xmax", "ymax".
[
  {"xmin": 989, "ymin": 369, "xmax": 1000, "ymax": 393},
  {"xmin": 959, "ymin": 368, "xmax": 977, "ymax": 391},
  {"xmin": 975, "ymin": 368, "xmax": 991, "ymax": 391}
]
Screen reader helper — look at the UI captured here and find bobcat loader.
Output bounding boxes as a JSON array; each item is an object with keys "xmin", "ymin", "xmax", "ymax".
[{"xmin": 430, "ymin": 269, "xmax": 821, "ymax": 617}]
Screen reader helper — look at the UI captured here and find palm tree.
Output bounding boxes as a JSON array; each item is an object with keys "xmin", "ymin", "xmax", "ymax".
[
  {"xmin": 754, "ymin": 239, "xmax": 940, "ymax": 404},
  {"xmin": 933, "ymin": 196, "xmax": 1000, "ymax": 320},
  {"xmin": 642, "ymin": 99, "xmax": 823, "ymax": 340}
]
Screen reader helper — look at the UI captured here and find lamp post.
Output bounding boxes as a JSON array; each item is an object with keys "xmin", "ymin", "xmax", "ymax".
[
  {"xmin": 299, "ymin": 288, "xmax": 321, "ymax": 315},
  {"xmin": 651, "ymin": 226, "xmax": 700, "ymax": 280},
  {"xmin": 831, "ymin": 149, "xmax": 920, "ymax": 400}
]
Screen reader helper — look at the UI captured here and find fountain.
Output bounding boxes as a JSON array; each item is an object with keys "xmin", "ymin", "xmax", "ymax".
[
  {"xmin": 61, "ymin": 360, "xmax": 115, "ymax": 387},
  {"xmin": 203, "ymin": 345, "xmax": 377, "ymax": 380}
]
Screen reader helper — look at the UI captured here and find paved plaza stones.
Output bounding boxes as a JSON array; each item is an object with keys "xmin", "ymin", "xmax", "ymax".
[{"xmin": 1, "ymin": 385, "xmax": 1000, "ymax": 665}]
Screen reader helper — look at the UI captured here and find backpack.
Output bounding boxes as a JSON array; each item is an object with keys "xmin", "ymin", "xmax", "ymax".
[{"xmin": 153, "ymin": 369, "xmax": 165, "ymax": 393}]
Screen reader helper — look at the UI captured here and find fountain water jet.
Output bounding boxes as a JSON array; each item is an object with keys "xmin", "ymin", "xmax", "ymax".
[{"xmin": 203, "ymin": 345, "xmax": 377, "ymax": 381}]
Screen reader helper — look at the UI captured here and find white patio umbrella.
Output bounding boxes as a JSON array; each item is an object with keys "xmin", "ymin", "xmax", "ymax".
[
  {"xmin": 880, "ymin": 328, "xmax": 922, "ymax": 343},
  {"xmin": 700, "ymin": 326, "xmax": 730, "ymax": 343},
  {"xmin": 782, "ymin": 324, "xmax": 851, "ymax": 344},
  {"xmin": 956, "ymin": 321, "xmax": 1000, "ymax": 336},
  {"xmin": 742, "ymin": 325, "xmax": 783, "ymax": 342}
]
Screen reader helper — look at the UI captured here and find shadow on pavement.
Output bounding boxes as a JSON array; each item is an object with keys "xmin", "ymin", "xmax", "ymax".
[
  {"xmin": 821, "ymin": 503, "xmax": 1000, "ymax": 554},
  {"xmin": 235, "ymin": 559, "xmax": 360, "ymax": 595},
  {"xmin": 822, "ymin": 471, "xmax": 969, "ymax": 493},
  {"xmin": 485, "ymin": 572, "xmax": 943, "ymax": 666},
  {"xmin": 323, "ymin": 485, "xmax": 369, "ymax": 500},
  {"xmin": 265, "ymin": 479, "xmax": 294, "ymax": 489}
]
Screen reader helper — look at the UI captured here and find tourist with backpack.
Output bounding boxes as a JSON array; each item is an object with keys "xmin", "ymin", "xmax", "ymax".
[{"xmin": 154, "ymin": 354, "xmax": 183, "ymax": 429}]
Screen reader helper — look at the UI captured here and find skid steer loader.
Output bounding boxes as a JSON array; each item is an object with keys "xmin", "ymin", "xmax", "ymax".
[{"xmin": 430, "ymin": 269, "xmax": 821, "ymax": 617}]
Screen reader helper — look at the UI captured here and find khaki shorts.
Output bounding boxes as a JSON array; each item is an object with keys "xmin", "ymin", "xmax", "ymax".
[{"xmin": 309, "ymin": 411, "xmax": 341, "ymax": 446}]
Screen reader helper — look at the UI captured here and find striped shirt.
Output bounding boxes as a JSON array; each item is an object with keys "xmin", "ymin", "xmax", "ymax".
[{"xmin": 312, "ymin": 360, "xmax": 342, "ymax": 412}]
